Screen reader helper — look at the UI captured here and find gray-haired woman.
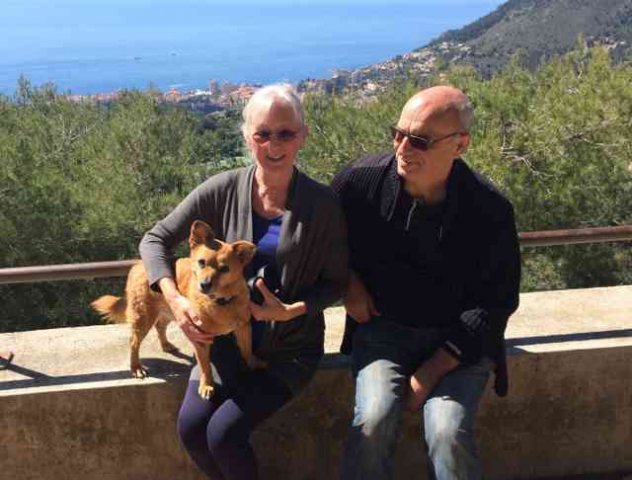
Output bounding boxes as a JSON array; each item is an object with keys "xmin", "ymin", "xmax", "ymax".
[{"xmin": 139, "ymin": 83, "xmax": 348, "ymax": 479}]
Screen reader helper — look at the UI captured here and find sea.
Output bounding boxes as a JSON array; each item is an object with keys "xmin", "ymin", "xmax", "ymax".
[{"xmin": 0, "ymin": 1, "xmax": 504, "ymax": 96}]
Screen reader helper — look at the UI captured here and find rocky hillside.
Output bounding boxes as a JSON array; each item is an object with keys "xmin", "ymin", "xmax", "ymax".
[
  {"xmin": 300, "ymin": 0, "xmax": 631, "ymax": 94},
  {"xmin": 430, "ymin": 0, "xmax": 632, "ymax": 75}
]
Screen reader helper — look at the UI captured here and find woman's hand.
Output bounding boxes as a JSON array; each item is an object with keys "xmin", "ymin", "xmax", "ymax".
[
  {"xmin": 159, "ymin": 277, "xmax": 214, "ymax": 344},
  {"xmin": 250, "ymin": 278, "xmax": 306, "ymax": 322},
  {"xmin": 168, "ymin": 295, "xmax": 215, "ymax": 344}
]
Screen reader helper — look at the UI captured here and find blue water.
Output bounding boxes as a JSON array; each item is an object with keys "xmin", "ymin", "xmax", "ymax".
[{"xmin": 0, "ymin": 1, "xmax": 504, "ymax": 95}]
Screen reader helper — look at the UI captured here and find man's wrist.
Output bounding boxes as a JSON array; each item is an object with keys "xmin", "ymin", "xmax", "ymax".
[{"xmin": 427, "ymin": 348, "xmax": 460, "ymax": 377}]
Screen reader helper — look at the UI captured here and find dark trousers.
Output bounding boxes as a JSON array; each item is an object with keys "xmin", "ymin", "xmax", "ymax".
[{"xmin": 177, "ymin": 338, "xmax": 292, "ymax": 480}]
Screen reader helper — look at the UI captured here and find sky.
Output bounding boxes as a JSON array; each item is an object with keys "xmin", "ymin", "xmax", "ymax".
[
  {"xmin": 1, "ymin": 0, "xmax": 507, "ymax": 62},
  {"xmin": 2, "ymin": 0, "xmax": 505, "ymax": 17}
]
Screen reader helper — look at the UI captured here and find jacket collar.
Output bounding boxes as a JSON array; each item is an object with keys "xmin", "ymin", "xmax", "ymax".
[{"xmin": 381, "ymin": 155, "xmax": 466, "ymax": 230}]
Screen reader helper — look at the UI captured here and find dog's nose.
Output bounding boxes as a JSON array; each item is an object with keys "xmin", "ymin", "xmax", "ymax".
[{"xmin": 199, "ymin": 279, "xmax": 212, "ymax": 293}]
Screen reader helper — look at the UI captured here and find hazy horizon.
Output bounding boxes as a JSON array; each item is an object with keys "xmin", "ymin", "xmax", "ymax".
[{"xmin": 1, "ymin": 0, "xmax": 505, "ymax": 95}]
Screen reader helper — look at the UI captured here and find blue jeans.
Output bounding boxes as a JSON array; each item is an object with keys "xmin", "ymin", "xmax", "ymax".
[{"xmin": 341, "ymin": 318, "xmax": 493, "ymax": 480}]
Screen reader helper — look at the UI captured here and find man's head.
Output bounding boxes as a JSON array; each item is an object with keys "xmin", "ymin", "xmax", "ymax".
[{"xmin": 393, "ymin": 85, "xmax": 473, "ymax": 199}]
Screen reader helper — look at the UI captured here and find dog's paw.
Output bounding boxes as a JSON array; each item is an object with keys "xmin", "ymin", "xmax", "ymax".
[
  {"xmin": 131, "ymin": 364, "xmax": 149, "ymax": 379},
  {"xmin": 198, "ymin": 383, "xmax": 215, "ymax": 400}
]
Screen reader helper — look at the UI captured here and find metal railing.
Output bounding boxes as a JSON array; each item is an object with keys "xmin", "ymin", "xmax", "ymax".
[
  {"xmin": 518, "ymin": 225, "xmax": 632, "ymax": 247},
  {"xmin": 0, "ymin": 225, "xmax": 630, "ymax": 285}
]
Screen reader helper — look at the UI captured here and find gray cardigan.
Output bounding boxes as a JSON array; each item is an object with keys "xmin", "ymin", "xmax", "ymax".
[{"xmin": 139, "ymin": 165, "xmax": 348, "ymax": 392}]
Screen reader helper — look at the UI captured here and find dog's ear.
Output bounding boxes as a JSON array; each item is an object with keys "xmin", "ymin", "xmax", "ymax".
[
  {"xmin": 232, "ymin": 241, "xmax": 256, "ymax": 266},
  {"xmin": 189, "ymin": 220, "xmax": 216, "ymax": 249}
]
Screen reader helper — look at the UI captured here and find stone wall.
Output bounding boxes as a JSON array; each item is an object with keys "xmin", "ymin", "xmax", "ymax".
[{"xmin": 1, "ymin": 286, "xmax": 631, "ymax": 479}]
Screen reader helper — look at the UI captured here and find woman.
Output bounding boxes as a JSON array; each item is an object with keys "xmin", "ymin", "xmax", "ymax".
[{"xmin": 139, "ymin": 84, "xmax": 348, "ymax": 479}]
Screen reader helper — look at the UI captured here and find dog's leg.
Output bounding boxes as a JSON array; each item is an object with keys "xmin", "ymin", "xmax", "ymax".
[
  {"xmin": 154, "ymin": 316, "xmax": 178, "ymax": 353},
  {"xmin": 129, "ymin": 319, "xmax": 153, "ymax": 379},
  {"xmin": 193, "ymin": 341, "xmax": 214, "ymax": 400},
  {"xmin": 234, "ymin": 323, "xmax": 266, "ymax": 369}
]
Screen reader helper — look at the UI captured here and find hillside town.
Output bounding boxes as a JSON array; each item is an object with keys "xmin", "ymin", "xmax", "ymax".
[
  {"xmin": 65, "ymin": 42, "xmax": 455, "ymax": 112},
  {"xmin": 64, "ymin": 30, "xmax": 624, "ymax": 113}
]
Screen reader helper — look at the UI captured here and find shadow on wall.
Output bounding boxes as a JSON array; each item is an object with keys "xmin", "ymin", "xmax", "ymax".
[
  {"xmin": 507, "ymin": 329, "xmax": 632, "ymax": 354},
  {"xmin": 0, "ymin": 355, "xmax": 193, "ymax": 391}
]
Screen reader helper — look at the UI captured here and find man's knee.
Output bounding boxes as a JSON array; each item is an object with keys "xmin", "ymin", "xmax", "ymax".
[
  {"xmin": 354, "ymin": 394, "xmax": 401, "ymax": 442},
  {"xmin": 425, "ymin": 419, "xmax": 464, "ymax": 458},
  {"xmin": 424, "ymin": 398, "xmax": 471, "ymax": 449},
  {"xmin": 344, "ymin": 390, "xmax": 402, "ymax": 479},
  {"xmin": 353, "ymin": 359, "xmax": 405, "ymax": 439}
]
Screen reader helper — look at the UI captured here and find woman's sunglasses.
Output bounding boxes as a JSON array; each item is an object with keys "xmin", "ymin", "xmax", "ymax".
[
  {"xmin": 390, "ymin": 125, "xmax": 464, "ymax": 151},
  {"xmin": 252, "ymin": 129, "xmax": 299, "ymax": 144}
]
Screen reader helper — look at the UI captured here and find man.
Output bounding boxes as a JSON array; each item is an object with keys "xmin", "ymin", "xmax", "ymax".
[{"xmin": 332, "ymin": 86, "xmax": 521, "ymax": 480}]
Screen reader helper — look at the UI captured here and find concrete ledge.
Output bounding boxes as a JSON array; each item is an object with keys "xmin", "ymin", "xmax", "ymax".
[{"xmin": 1, "ymin": 286, "xmax": 631, "ymax": 479}]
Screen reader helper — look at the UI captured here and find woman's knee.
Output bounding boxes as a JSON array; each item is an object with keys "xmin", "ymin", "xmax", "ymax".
[
  {"xmin": 177, "ymin": 382, "xmax": 215, "ymax": 451},
  {"xmin": 177, "ymin": 408, "xmax": 207, "ymax": 452},
  {"xmin": 206, "ymin": 400, "xmax": 251, "ymax": 451}
]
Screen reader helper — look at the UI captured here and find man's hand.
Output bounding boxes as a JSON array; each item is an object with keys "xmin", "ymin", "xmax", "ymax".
[
  {"xmin": 344, "ymin": 271, "xmax": 379, "ymax": 324},
  {"xmin": 406, "ymin": 349, "xmax": 460, "ymax": 412},
  {"xmin": 250, "ymin": 279, "xmax": 306, "ymax": 322}
]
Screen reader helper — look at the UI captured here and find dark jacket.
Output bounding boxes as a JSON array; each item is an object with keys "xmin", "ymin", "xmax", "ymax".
[
  {"xmin": 139, "ymin": 165, "xmax": 349, "ymax": 393},
  {"xmin": 332, "ymin": 153, "xmax": 520, "ymax": 396}
]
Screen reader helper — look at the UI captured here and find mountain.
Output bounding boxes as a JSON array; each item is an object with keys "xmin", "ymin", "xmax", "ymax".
[
  {"xmin": 429, "ymin": 0, "xmax": 632, "ymax": 75},
  {"xmin": 299, "ymin": 0, "xmax": 632, "ymax": 93}
]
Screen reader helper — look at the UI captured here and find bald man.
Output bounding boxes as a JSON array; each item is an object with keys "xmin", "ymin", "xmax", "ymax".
[{"xmin": 332, "ymin": 86, "xmax": 521, "ymax": 480}]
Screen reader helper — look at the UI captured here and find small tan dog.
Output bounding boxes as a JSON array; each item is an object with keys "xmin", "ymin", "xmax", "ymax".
[{"xmin": 92, "ymin": 220, "xmax": 256, "ymax": 399}]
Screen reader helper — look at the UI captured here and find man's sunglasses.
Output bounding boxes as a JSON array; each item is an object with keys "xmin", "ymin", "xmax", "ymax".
[
  {"xmin": 390, "ymin": 125, "xmax": 465, "ymax": 151},
  {"xmin": 252, "ymin": 129, "xmax": 299, "ymax": 143}
]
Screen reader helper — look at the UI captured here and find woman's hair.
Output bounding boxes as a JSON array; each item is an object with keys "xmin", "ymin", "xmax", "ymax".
[{"xmin": 241, "ymin": 83, "xmax": 305, "ymax": 138}]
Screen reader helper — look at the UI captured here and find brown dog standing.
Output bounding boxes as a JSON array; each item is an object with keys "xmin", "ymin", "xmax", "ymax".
[{"xmin": 92, "ymin": 220, "xmax": 256, "ymax": 399}]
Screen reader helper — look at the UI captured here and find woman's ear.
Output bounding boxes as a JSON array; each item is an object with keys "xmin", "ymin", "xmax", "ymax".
[
  {"xmin": 298, "ymin": 125, "xmax": 309, "ymax": 149},
  {"xmin": 243, "ymin": 130, "xmax": 255, "ymax": 159}
]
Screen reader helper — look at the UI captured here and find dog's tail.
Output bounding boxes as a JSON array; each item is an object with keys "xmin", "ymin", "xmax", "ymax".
[{"xmin": 91, "ymin": 295, "xmax": 127, "ymax": 323}]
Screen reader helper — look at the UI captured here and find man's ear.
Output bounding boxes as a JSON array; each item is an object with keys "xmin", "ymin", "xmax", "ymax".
[
  {"xmin": 232, "ymin": 241, "xmax": 256, "ymax": 266},
  {"xmin": 189, "ymin": 220, "xmax": 216, "ymax": 249},
  {"xmin": 455, "ymin": 133, "xmax": 471, "ymax": 156}
]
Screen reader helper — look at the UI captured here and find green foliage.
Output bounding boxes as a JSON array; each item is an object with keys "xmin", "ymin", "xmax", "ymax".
[
  {"xmin": 300, "ymin": 81, "xmax": 424, "ymax": 182},
  {"xmin": 0, "ymin": 82, "xmax": 244, "ymax": 331},
  {"xmin": 1, "ymin": 47, "xmax": 630, "ymax": 332},
  {"xmin": 301, "ymin": 47, "xmax": 631, "ymax": 291}
]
